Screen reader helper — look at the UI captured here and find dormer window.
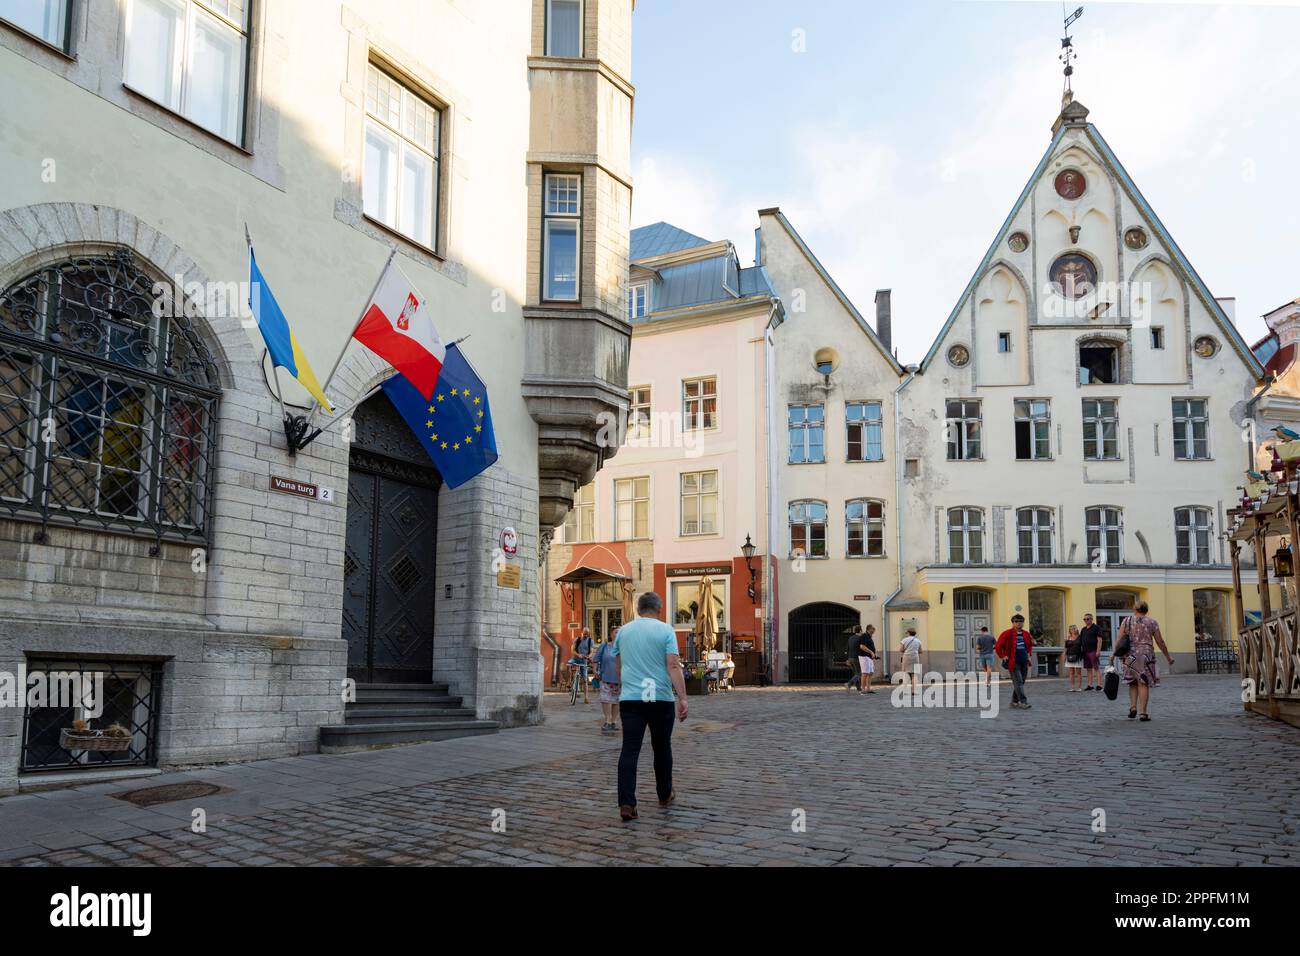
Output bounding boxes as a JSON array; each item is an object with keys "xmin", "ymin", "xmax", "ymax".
[
  {"xmin": 1079, "ymin": 343, "xmax": 1118, "ymax": 384},
  {"xmin": 627, "ymin": 281, "xmax": 649, "ymax": 320}
]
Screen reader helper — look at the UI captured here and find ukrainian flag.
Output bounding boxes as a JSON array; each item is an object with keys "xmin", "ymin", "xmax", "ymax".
[{"xmin": 248, "ymin": 249, "xmax": 332, "ymax": 411}]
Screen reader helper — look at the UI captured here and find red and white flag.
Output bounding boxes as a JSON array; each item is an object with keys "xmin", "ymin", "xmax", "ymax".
[{"xmin": 353, "ymin": 260, "xmax": 446, "ymax": 398}]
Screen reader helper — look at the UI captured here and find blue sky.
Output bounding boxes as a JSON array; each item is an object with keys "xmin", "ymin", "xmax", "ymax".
[{"xmin": 629, "ymin": 0, "xmax": 1300, "ymax": 364}]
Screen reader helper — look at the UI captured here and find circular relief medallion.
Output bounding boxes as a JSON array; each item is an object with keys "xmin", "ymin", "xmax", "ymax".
[
  {"xmin": 947, "ymin": 344, "xmax": 971, "ymax": 368},
  {"xmin": 1049, "ymin": 253, "xmax": 1097, "ymax": 299},
  {"xmin": 1007, "ymin": 232, "xmax": 1029, "ymax": 253},
  {"xmin": 1193, "ymin": 335, "xmax": 1220, "ymax": 358},
  {"xmin": 1124, "ymin": 227, "xmax": 1149, "ymax": 251},
  {"xmin": 1054, "ymin": 168, "xmax": 1087, "ymax": 200}
]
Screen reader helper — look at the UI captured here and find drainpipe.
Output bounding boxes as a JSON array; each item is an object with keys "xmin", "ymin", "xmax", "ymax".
[
  {"xmin": 542, "ymin": 542, "xmax": 560, "ymax": 686},
  {"xmin": 883, "ymin": 365, "xmax": 918, "ymax": 677}
]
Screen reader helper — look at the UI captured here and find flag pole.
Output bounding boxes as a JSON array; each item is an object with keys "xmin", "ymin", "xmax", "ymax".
[{"xmin": 311, "ymin": 247, "xmax": 397, "ymax": 427}]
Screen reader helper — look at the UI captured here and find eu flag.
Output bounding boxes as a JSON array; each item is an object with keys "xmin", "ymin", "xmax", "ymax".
[{"xmin": 381, "ymin": 343, "xmax": 498, "ymax": 490}]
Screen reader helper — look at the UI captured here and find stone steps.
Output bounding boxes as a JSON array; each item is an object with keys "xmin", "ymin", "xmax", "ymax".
[{"xmin": 321, "ymin": 682, "xmax": 498, "ymax": 752}]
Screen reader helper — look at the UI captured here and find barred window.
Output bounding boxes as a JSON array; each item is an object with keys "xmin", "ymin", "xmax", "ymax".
[{"xmin": 0, "ymin": 251, "xmax": 221, "ymax": 543}]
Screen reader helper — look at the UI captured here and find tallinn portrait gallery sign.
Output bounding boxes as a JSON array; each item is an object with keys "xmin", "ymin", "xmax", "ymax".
[{"xmin": 665, "ymin": 564, "xmax": 732, "ymax": 578}]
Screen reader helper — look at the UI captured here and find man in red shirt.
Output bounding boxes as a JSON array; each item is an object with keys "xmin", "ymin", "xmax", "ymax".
[{"xmin": 994, "ymin": 613, "xmax": 1035, "ymax": 709}]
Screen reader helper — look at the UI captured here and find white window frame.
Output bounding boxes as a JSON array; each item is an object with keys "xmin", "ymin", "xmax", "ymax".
[
  {"xmin": 1082, "ymin": 398, "xmax": 1120, "ymax": 461},
  {"xmin": 561, "ymin": 482, "xmax": 595, "ymax": 544},
  {"xmin": 1, "ymin": 0, "xmax": 72, "ymax": 50},
  {"xmin": 1172, "ymin": 398, "xmax": 1210, "ymax": 461},
  {"xmin": 1085, "ymin": 506, "xmax": 1124, "ymax": 565},
  {"xmin": 613, "ymin": 476, "xmax": 650, "ymax": 542},
  {"xmin": 545, "ymin": 0, "xmax": 583, "ymax": 57},
  {"xmin": 947, "ymin": 507, "xmax": 984, "ymax": 564},
  {"xmin": 1014, "ymin": 398, "xmax": 1052, "ymax": 461},
  {"xmin": 679, "ymin": 470, "xmax": 718, "ymax": 537},
  {"xmin": 542, "ymin": 172, "xmax": 581, "ymax": 302},
  {"xmin": 846, "ymin": 401, "xmax": 884, "ymax": 462},
  {"xmin": 789, "ymin": 500, "xmax": 828, "ymax": 559},
  {"xmin": 787, "ymin": 403, "xmax": 825, "ymax": 464},
  {"xmin": 362, "ymin": 60, "xmax": 442, "ymax": 251},
  {"xmin": 846, "ymin": 498, "xmax": 885, "ymax": 558},
  {"xmin": 946, "ymin": 399, "xmax": 982, "ymax": 461},
  {"xmin": 998, "ymin": 331, "xmax": 1012, "ymax": 353},
  {"xmin": 1175, "ymin": 506, "xmax": 1214, "ymax": 566},
  {"xmin": 1016, "ymin": 506, "xmax": 1054, "ymax": 565},
  {"xmin": 627, "ymin": 280, "xmax": 650, "ymax": 320},
  {"xmin": 124, "ymin": 0, "xmax": 250, "ymax": 146},
  {"xmin": 682, "ymin": 377, "xmax": 717, "ymax": 431},
  {"xmin": 626, "ymin": 385, "xmax": 651, "ymax": 442}
]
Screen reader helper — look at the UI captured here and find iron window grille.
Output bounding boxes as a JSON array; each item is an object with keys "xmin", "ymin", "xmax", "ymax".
[
  {"xmin": 0, "ymin": 250, "xmax": 221, "ymax": 546},
  {"xmin": 20, "ymin": 657, "xmax": 164, "ymax": 773}
]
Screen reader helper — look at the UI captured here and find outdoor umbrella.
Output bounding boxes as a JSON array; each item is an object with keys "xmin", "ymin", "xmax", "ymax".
[
  {"xmin": 694, "ymin": 576, "xmax": 718, "ymax": 656},
  {"xmin": 621, "ymin": 582, "xmax": 635, "ymax": 631}
]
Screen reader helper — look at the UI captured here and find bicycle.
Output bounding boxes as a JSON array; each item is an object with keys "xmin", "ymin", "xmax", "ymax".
[{"xmin": 568, "ymin": 659, "xmax": 590, "ymax": 705}]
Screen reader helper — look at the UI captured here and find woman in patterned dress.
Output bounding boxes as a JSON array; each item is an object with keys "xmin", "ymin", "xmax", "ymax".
[{"xmin": 1118, "ymin": 602, "xmax": 1175, "ymax": 721}]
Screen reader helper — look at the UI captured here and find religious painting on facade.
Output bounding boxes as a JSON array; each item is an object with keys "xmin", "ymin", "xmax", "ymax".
[
  {"xmin": 1123, "ymin": 226, "xmax": 1149, "ymax": 250},
  {"xmin": 946, "ymin": 344, "xmax": 970, "ymax": 368},
  {"xmin": 1049, "ymin": 253, "xmax": 1097, "ymax": 298},
  {"xmin": 1007, "ymin": 232, "xmax": 1029, "ymax": 253},
  {"xmin": 1054, "ymin": 168, "xmax": 1086, "ymax": 199}
]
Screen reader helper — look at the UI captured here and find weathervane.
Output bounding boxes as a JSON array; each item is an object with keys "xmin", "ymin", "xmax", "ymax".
[{"xmin": 1060, "ymin": 5, "xmax": 1083, "ymax": 102}]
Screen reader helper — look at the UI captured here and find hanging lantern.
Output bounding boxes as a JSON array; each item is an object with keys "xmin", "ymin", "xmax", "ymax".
[{"xmin": 1274, "ymin": 544, "xmax": 1294, "ymax": 579}]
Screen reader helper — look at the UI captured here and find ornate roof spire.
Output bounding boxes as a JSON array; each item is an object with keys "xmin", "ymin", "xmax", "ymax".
[{"xmin": 1060, "ymin": 5, "xmax": 1084, "ymax": 102}]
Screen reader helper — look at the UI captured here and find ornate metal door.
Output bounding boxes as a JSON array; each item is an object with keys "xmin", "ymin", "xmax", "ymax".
[
  {"xmin": 343, "ymin": 393, "xmax": 442, "ymax": 684},
  {"xmin": 788, "ymin": 602, "xmax": 860, "ymax": 682}
]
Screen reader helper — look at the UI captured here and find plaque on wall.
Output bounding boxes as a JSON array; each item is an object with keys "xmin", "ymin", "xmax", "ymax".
[{"xmin": 496, "ymin": 564, "xmax": 521, "ymax": 589}]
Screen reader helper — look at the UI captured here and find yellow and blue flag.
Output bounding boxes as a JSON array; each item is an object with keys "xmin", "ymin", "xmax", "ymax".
[
  {"xmin": 248, "ymin": 248, "xmax": 333, "ymax": 411},
  {"xmin": 381, "ymin": 343, "xmax": 497, "ymax": 489}
]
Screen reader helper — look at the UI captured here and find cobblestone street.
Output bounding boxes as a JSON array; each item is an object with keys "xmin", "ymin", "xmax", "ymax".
[{"xmin": 1, "ymin": 674, "xmax": 1297, "ymax": 866}]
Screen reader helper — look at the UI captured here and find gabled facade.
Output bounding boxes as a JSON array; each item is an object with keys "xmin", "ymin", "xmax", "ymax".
[
  {"xmin": 892, "ymin": 97, "xmax": 1266, "ymax": 675},
  {"xmin": 757, "ymin": 209, "xmax": 905, "ymax": 682}
]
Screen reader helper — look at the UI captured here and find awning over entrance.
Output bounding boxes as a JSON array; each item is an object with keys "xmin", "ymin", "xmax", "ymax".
[{"xmin": 553, "ymin": 563, "xmax": 630, "ymax": 584}]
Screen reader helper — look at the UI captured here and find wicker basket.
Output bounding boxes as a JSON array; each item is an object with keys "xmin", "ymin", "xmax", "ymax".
[{"xmin": 59, "ymin": 729, "xmax": 131, "ymax": 753}]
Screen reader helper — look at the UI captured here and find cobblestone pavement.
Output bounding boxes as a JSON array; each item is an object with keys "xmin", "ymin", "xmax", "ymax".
[{"xmin": 1, "ymin": 674, "xmax": 1297, "ymax": 866}]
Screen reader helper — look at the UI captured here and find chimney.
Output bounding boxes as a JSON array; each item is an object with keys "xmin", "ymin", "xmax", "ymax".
[
  {"xmin": 874, "ymin": 289, "xmax": 892, "ymax": 352},
  {"xmin": 1215, "ymin": 296, "xmax": 1236, "ymax": 324}
]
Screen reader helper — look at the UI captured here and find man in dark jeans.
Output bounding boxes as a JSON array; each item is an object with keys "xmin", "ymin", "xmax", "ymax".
[
  {"xmin": 612, "ymin": 591, "xmax": 689, "ymax": 821},
  {"xmin": 843, "ymin": 625, "xmax": 863, "ymax": 692},
  {"xmin": 994, "ymin": 613, "xmax": 1035, "ymax": 709}
]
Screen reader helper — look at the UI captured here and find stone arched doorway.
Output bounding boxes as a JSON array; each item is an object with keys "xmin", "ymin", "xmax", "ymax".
[
  {"xmin": 343, "ymin": 391, "xmax": 442, "ymax": 684},
  {"xmin": 788, "ymin": 602, "xmax": 860, "ymax": 682}
]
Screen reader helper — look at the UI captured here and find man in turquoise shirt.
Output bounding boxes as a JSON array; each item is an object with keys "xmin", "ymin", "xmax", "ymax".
[{"xmin": 612, "ymin": 591, "xmax": 687, "ymax": 821}]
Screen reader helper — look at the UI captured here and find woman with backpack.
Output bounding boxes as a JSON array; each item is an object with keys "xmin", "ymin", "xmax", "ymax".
[{"xmin": 1064, "ymin": 624, "xmax": 1084, "ymax": 692}]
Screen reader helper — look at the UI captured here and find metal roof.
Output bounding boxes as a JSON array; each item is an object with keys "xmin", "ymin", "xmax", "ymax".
[
  {"xmin": 630, "ymin": 222, "xmax": 710, "ymax": 261},
  {"xmin": 629, "ymin": 224, "xmax": 778, "ymax": 324}
]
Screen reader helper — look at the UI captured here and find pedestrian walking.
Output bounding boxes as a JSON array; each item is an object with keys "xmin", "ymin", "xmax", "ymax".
[
  {"xmin": 613, "ymin": 592, "xmax": 688, "ymax": 822},
  {"xmin": 1064, "ymin": 624, "xmax": 1084, "ymax": 691},
  {"xmin": 975, "ymin": 625, "xmax": 996, "ymax": 686},
  {"xmin": 898, "ymin": 628, "xmax": 923, "ymax": 692},
  {"xmin": 593, "ymin": 630, "xmax": 621, "ymax": 734},
  {"xmin": 995, "ymin": 614, "xmax": 1034, "ymax": 709},
  {"xmin": 569, "ymin": 627, "xmax": 594, "ymax": 704},
  {"xmin": 856, "ymin": 624, "xmax": 879, "ymax": 694},
  {"xmin": 1117, "ymin": 602, "xmax": 1174, "ymax": 722},
  {"xmin": 843, "ymin": 625, "xmax": 862, "ymax": 693},
  {"xmin": 1078, "ymin": 613, "xmax": 1102, "ymax": 691}
]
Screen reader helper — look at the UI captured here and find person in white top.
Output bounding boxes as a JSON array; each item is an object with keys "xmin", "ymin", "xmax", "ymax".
[{"xmin": 899, "ymin": 628, "xmax": 923, "ymax": 692}]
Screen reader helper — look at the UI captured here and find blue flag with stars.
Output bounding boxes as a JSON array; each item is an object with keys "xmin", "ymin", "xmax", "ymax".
[{"xmin": 381, "ymin": 343, "xmax": 497, "ymax": 490}]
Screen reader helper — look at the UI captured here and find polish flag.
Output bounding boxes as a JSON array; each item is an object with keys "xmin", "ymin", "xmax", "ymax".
[{"xmin": 353, "ymin": 260, "xmax": 446, "ymax": 398}]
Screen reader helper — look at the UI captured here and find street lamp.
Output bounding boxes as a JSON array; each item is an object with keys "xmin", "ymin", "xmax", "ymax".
[
  {"xmin": 1273, "ymin": 543, "xmax": 1294, "ymax": 579},
  {"xmin": 741, "ymin": 533, "xmax": 757, "ymax": 603}
]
